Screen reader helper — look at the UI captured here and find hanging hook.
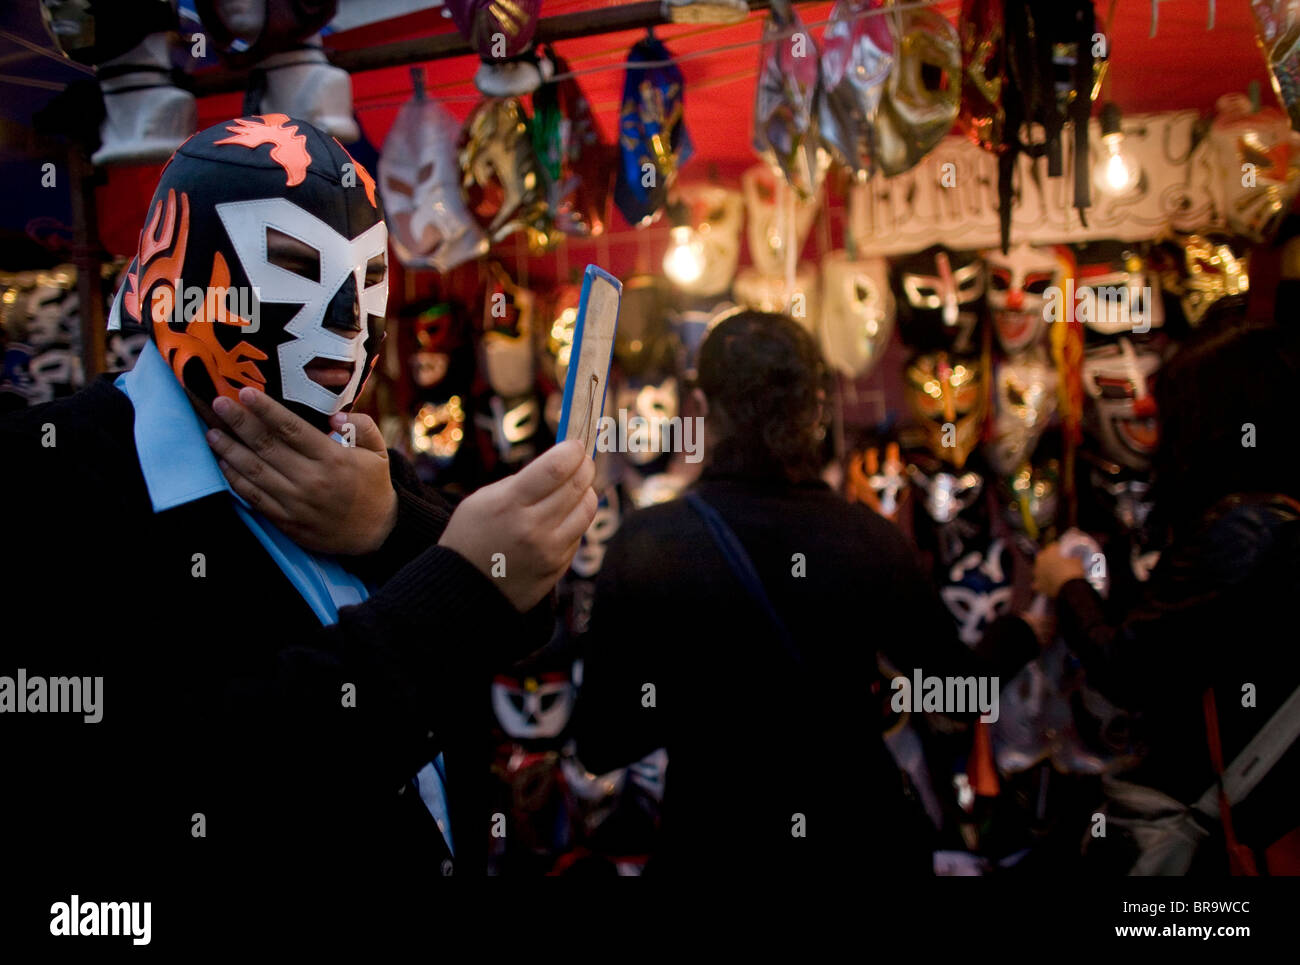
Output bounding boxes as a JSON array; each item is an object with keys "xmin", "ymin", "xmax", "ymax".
[
  {"xmin": 1150, "ymin": 0, "xmax": 1163, "ymax": 39},
  {"xmin": 1207, "ymin": 0, "xmax": 1216, "ymax": 31},
  {"xmin": 409, "ymin": 65, "xmax": 426, "ymax": 101}
]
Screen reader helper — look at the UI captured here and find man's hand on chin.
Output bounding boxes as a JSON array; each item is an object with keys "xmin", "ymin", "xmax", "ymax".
[{"xmin": 205, "ymin": 387, "xmax": 398, "ymax": 556}]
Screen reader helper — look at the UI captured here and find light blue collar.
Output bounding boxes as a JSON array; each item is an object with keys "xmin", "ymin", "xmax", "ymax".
[{"xmin": 116, "ymin": 339, "xmax": 228, "ymax": 513}]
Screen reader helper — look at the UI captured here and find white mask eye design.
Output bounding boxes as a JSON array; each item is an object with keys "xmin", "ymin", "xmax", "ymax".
[
  {"xmin": 491, "ymin": 674, "xmax": 575, "ymax": 739},
  {"xmin": 217, "ymin": 197, "xmax": 388, "ymax": 416},
  {"xmin": 572, "ymin": 487, "xmax": 621, "ymax": 579}
]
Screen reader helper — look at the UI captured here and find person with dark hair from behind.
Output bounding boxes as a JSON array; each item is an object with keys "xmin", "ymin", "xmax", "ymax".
[
  {"xmin": 572, "ymin": 310, "xmax": 987, "ymax": 876},
  {"xmin": 1033, "ymin": 318, "xmax": 1300, "ymax": 874}
]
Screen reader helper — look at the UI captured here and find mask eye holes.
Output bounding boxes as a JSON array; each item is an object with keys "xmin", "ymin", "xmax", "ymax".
[
  {"xmin": 1024, "ymin": 272, "xmax": 1055, "ymax": 296},
  {"xmin": 417, "ymin": 162, "xmax": 434, "ymax": 183},
  {"xmin": 266, "ymin": 227, "xmax": 320, "ymax": 282},
  {"xmin": 990, "ymin": 267, "xmax": 1012, "ymax": 292},
  {"xmin": 365, "ymin": 254, "xmax": 387, "ymax": 288}
]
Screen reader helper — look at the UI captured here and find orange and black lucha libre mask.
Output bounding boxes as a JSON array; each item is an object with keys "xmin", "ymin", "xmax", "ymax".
[{"xmin": 110, "ymin": 114, "xmax": 388, "ymax": 432}]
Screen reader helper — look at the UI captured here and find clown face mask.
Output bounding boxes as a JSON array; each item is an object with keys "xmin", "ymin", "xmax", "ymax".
[
  {"xmin": 109, "ymin": 114, "xmax": 388, "ymax": 433},
  {"xmin": 904, "ymin": 351, "xmax": 986, "ymax": 468},
  {"xmin": 1082, "ymin": 336, "xmax": 1161, "ymax": 471},
  {"xmin": 985, "ymin": 244, "xmax": 1063, "ymax": 355},
  {"xmin": 893, "ymin": 246, "xmax": 985, "ymax": 354},
  {"xmin": 820, "ymin": 251, "xmax": 894, "ymax": 379}
]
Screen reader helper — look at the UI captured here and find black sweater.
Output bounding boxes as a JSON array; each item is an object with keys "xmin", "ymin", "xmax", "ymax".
[
  {"xmin": 0, "ymin": 376, "xmax": 547, "ymax": 909},
  {"xmin": 573, "ymin": 472, "xmax": 988, "ymax": 876}
]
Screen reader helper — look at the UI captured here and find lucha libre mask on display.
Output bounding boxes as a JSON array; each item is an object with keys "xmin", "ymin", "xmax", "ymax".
[
  {"xmin": 108, "ymin": 114, "xmax": 388, "ymax": 433},
  {"xmin": 615, "ymin": 375, "xmax": 680, "ymax": 468},
  {"xmin": 481, "ymin": 270, "xmax": 536, "ymax": 399},
  {"xmin": 958, "ymin": 0, "xmax": 1004, "ymax": 152},
  {"xmin": 491, "ymin": 670, "xmax": 575, "ymax": 740},
  {"xmin": 668, "ymin": 183, "xmax": 744, "ymax": 298},
  {"xmin": 1209, "ymin": 91, "xmax": 1300, "ymax": 243},
  {"xmin": 819, "ymin": 251, "xmax": 894, "ymax": 379},
  {"xmin": 409, "ymin": 302, "xmax": 466, "ymax": 390},
  {"xmin": 742, "ymin": 164, "xmax": 821, "ymax": 278},
  {"xmin": 380, "ymin": 94, "xmax": 488, "ymax": 272},
  {"xmin": 1156, "ymin": 234, "xmax": 1250, "ymax": 328},
  {"xmin": 818, "ymin": 0, "xmax": 894, "ymax": 178},
  {"xmin": 444, "ymin": 0, "xmax": 544, "ymax": 97},
  {"xmin": 1071, "ymin": 242, "xmax": 1163, "ymax": 337},
  {"xmin": 875, "ymin": 6, "xmax": 962, "ymax": 177},
  {"xmin": 847, "ymin": 442, "xmax": 908, "ymax": 520},
  {"xmin": 478, "ymin": 394, "xmax": 540, "ymax": 465},
  {"xmin": 904, "ymin": 352, "xmax": 986, "ymax": 469},
  {"xmin": 893, "ymin": 246, "xmax": 985, "ymax": 354},
  {"xmin": 986, "ymin": 355, "xmax": 1058, "ymax": 476},
  {"xmin": 571, "ymin": 485, "xmax": 621, "ymax": 579},
  {"xmin": 1082, "ymin": 336, "xmax": 1161, "ymax": 472},
  {"xmin": 908, "ymin": 462, "xmax": 984, "ymax": 525},
  {"xmin": 984, "ymin": 244, "xmax": 1064, "ymax": 355},
  {"xmin": 940, "ymin": 537, "xmax": 1014, "ymax": 647},
  {"xmin": 615, "ymin": 35, "xmax": 693, "ymax": 227},
  {"xmin": 752, "ymin": 0, "xmax": 828, "ymax": 200},
  {"xmin": 460, "ymin": 98, "xmax": 549, "ymax": 247},
  {"xmin": 532, "ymin": 47, "xmax": 610, "ymax": 240}
]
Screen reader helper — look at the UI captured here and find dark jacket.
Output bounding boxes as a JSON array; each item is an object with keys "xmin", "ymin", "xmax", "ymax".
[
  {"xmin": 0, "ymin": 376, "xmax": 545, "ymax": 910},
  {"xmin": 1055, "ymin": 493, "xmax": 1300, "ymax": 863},
  {"xmin": 573, "ymin": 472, "xmax": 987, "ymax": 875}
]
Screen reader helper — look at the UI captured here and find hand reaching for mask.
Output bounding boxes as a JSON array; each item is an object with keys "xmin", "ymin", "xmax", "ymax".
[
  {"xmin": 206, "ymin": 388, "xmax": 399, "ymax": 556},
  {"xmin": 438, "ymin": 440, "xmax": 598, "ymax": 612}
]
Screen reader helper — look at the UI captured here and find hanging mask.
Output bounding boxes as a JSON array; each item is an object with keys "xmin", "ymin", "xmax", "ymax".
[
  {"xmin": 1071, "ymin": 241, "xmax": 1163, "ymax": 337},
  {"xmin": 411, "ymin": 395, "xmax": 466, "ymax": 465},
  {"xmin": 753, "ymin": 0, "xmax": 828, "ymax": 200},
  {"xmin": 905, "ymin": 351, "xmax": 986, "ymax": 468},
  {"xmin": 986, "ymin": 355, "xmax": 1058, "ymax": 476},
  {"xmin": 571, "ymin": 486, "xmax": 622, "ymax": 579},
  {"xmin": 459, "ymin": 98, "xmax": 549, "ymax": 247},
  {"xmin": 444, "ymin": 0, "xmax": 544, "ymax": 97},
  {"xmin": 380, "ymin": 94, "xmax": 488, "ymax": 272},
  {"xmin": 478, "ymin": 393, "xmax": 540, "ymax": 464},
  {"xmin": 532, "ymin": 47, "xmax": 610, "ymax": 239},
  {"xmin": 876, "ymin": 6, "xmax": 962, "ymax": 177},
  {"xmin": 1082, "ymin": 336, "xmax": 1161, "ymax": 471},
  {"xmin": 940, "ymin": 537, "xmax": 1014, "ymax": 646},
  {"xmin": 998, "ymin": 458, "xmax": 1059, "ymax": 542},
  {"xmin": 1157, "ymin": 234, "xmax": 1250, "ymax": 328},
  {"xmin": 742, "ymin": 163, "xmax": 821, "ymax": 278},
  {"xmin": 908, "ymin": 462, "xmax": 984, "ymax": 524},
  {"xmin": 615, "ymin": 375, "xmax": 679, "ymax": 467},
  {"xmin": 481, "ymin": 271, "xmax": 535, "ymax": 399},
  {"xmin": 819, "ymin": 251, "xmax": 894, "ymax": 379},
  {"xmin": 893, "ymin": 246, "xmax": 985, "ymax": 354},
  {"xmin": 409, "ymin": 302, "xmax": 467, "ymax": 390},
  {"xmin": 958, "ymin": 0, "xmax": 1004, "ymax": 152},
  {"xmin": 1210, "ymin": 92, "xmax": 1300, "ymax": 243},
  {"xmin": 668, "ymin": 183, "xmax": 744, "ymax": 298},
  {"xmin": 984, "ymin": 244, "xmax": 1063, "ymax": 355},
  {"xmin": 1251, "ymin": 4, "xmax": 1300, "ymax": 135},
  {"xmin": 107, "ymin": 115, "xmax": 388, "ymax": 433},
  {"xmin": 818, "ymin": 0, "xmax": 894, "ymax": 179},
  {"xmin": 491, "ymin": 670, "xmax": 575, "ymax": 740},
  {"xmin": 615, "ymin": 35, "xmax": 693, "ymax": 227},
  {"xmin": 847, "ymin": 442, "xmax": 908, "ymax": 520}
]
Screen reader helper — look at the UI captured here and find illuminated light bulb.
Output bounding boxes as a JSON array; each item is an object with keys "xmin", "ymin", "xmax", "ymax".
[
  {"xmin": 1093, "ymin": 103, "xmax": 1140, "ymax": 196},
  {"xmin": 664, "ymin": 226, "xmax": 705, "ymax": 286}
]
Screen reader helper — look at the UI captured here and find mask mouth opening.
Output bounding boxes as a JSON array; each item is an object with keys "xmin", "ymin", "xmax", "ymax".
[{"xmin": 304, "ymin": 356, "xmax": 356, "ymax": 392}]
